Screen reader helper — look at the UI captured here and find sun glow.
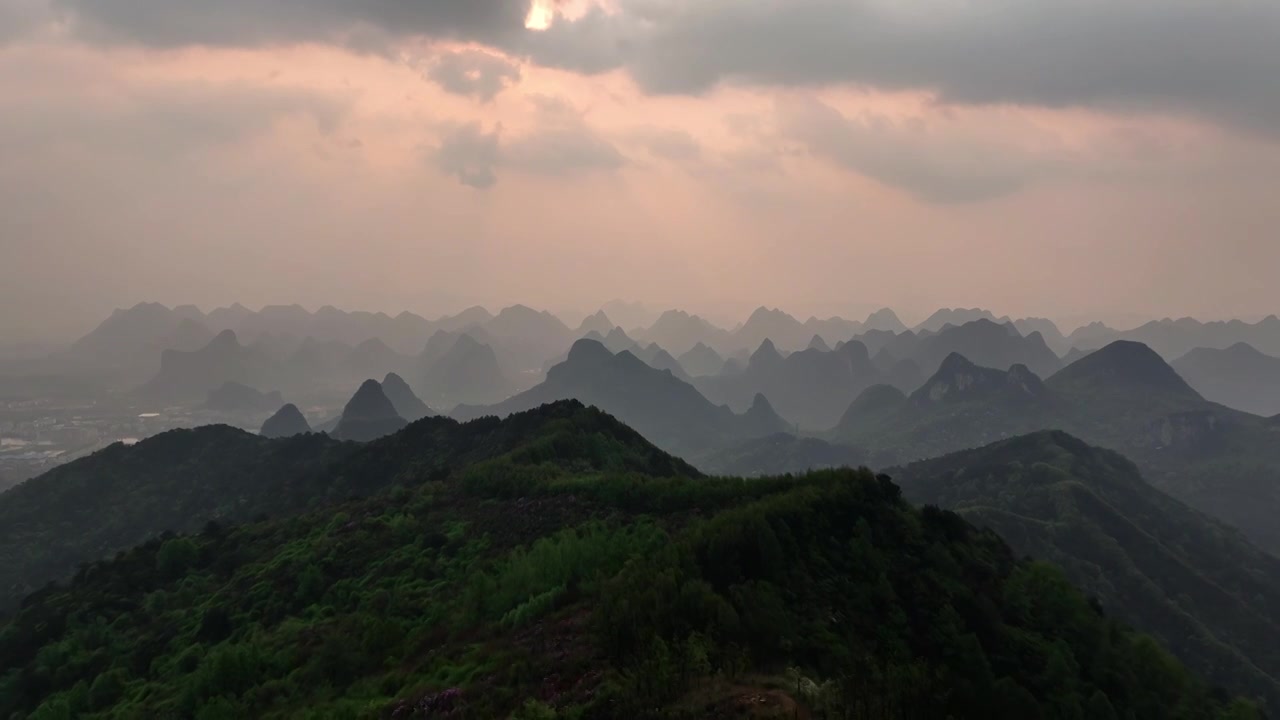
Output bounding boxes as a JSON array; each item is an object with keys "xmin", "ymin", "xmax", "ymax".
[{"xmin": 525, "ymin": 0, "xmax": 555, "ymax": 30}]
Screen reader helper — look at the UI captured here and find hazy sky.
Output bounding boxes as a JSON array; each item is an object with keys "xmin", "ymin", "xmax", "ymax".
[{"xmin": 2, "ymin": 0, "xmax": 1279, "ymax": 340}]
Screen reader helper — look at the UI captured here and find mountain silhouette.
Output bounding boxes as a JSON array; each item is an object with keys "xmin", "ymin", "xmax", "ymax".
[
  {"xmin": 260, "ymin": 403, "xmax": 312, "ymax": 438},
  {"xmin": 1047, "ymin": 340, "xmax": 1199, "ymax": 400},
  {"xmin": 418, "ymin": 334, "xmax": 514, "ymax": 408},
  {"xmin": 835, "ymin": 341, "xmax": 1280, "ymax": 554},
  {"xmin": 283, "ymin": 337, "xmax": 352, "ymax": 386},
  {"xmin": 1068, "ymin": 315, "xmax": 1280, "ymax": 359},
  {"xmin": 864, "ymin": 307, "xmax": 908, "ymax": 333},
  {"xmin": 453, "ymin": 339, "xmax": 786, "ymax": 455},
  {"xmin": 839, "ymin": 384, "xmax": 908, "ymax": 424},
  {"xmin": 747, "ymin": 338, "xmax": 785, "ymax": 371},
  {"xmin": 914, "ymin": 307, "xmax": 1004, "ymax": 333},
  {"xmin": 855, "ymin": 328, "xmax": 916, "ymax": 357},
  {"xmin": 633, "ymin": 309, "xmax": 728, "ymax": 356},
  {"xmin": 912, "ymin": 354, "xmax": 1047, "ymax": 407},
  {"xmin": 732, "ymin": 307, "xmax": 809, "ymax": 352},
  {"xmin": 697, "ymin": 339, "xmax": 891, "ymax": 431},
  {"xmin": 136, "ymin": 330, "xmax": 276, "ymax": 404},
  {"xmin": 434, "ymin": 305, "xmax": 494, "ymax": 333},
  {"xmin": 381, "ymin": 372, "xmax": 434, "ymax": 421},
  {"xmin": 576, "ymin": 310, "xmax": 614, "ymax": 336},
  {"xmin": 602, "ymin": 326, "xmax": 641, "ymax": 354},
  {"xmin": 1013, "ymin": 317, "xmax": 1070, "ymax": 355},
  {"xmin": 331, "ymin": 380, "xmax": 407, "ymax": 442},
  {"xmin": 342, "ymin": 338, "xmax": 412, "ymax": 380},
  {"xmin": 418, "ymin": 327, "xmax": 497, "ymax": 369},
  {"xmin": 911, "ymin": 319, "xmax": 1062, "ymax": 378},
  {"xmin": 482, "ymin": 304, "xmax": 574, "ymax": 372},
  {"xmin": 637, "ymin": 345, "xmax": 693, "ymax": 382},
  {"xmin": 1172, "ymin": 343, "xmax": 1280, "ymax": 417},
  {"xmin": 800, "ymin": 317, "xmax": 861, "ymax": 346},
  {"xmin": 676, "ymin": 342, "xmax": 724, "ymax": 377},
  {"xmin": 202, "ymin": 381, "xmax": 283, "ymax": 414},
  {"xmin": 62, "ymin": 302, "xmax": 215, "ymax": 379},
  {"xmin": 807, "ymin": 334, "xmax": 831, "ymax": 351}
]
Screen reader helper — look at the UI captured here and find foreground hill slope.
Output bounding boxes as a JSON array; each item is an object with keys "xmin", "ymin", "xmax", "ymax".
[
  {"xmin": 0, "ymin": 404, "xmax": 1255, "ymax": 719},
  {"xmin": 0, "ymin": 428, "xmax": 354, "ymax": 608},
  {"xmin": 895, "ymin": 431, "xmax": 1280, "ymax": 710},
  {"xmin": 0, "ymin": 402, "xmax": 695, "ymax": 611}
]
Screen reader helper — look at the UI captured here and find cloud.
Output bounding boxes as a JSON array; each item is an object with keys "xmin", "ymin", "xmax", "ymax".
[
  {"xmin": 505, "ymin": 127, "xmax": 624, "ymax": 176},
  {"xmin": 614, "ymin": 0, "xmax": 1280, "ymax": 136},
  {"xmin": 0, "ymin": 54, "xmax": 346, "ymax": 158},
  {"xmin": 777, "ymin": 96, "xmax": 1061, "ymax": 203},
  {"xmin": 431, "ymin": 101, "xmax": 625, "ymax": 188},
  {"xmin": 46, "ymin": 0, "xmax": 530, "ymax": 51},
  {"xmin": 20, "ymin": 0, "xmax": 1276, "ymax": 137},
  {"xmin": 422, "ymin": 49, "xmax": 521, "ymax": 102},
  {"xmin": 434, "ymin": 123, "xmax": 501, "ymax": 188},
  {"xmin": 0, "ymin": 0, "xmax": 48, "ymax": 41},
  {"xmin": 631, "ymin": 127, "xmax": 702, "ymax": 161}
]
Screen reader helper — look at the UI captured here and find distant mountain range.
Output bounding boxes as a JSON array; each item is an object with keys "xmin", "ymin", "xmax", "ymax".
[
  {"xmin": 137, "ymin": 330, "xmax": 279, "ymax": 404},
  {"xmin": 676, "ymin": 342, "xmax": 725, "ymax": 377},
  {"xmin": 685, "ymin": 318, "xmax": 1069, "ymax": 430},
  {"xmin": 913, "ymin": 307, "xmax": 1005, "ymax": 333},
  {"xmin": 695, "ymin": 339, "xmax": 887, "ymax": 430},
  {"xmin": 126, "ymin": 325, "xmax": 518, "ymax": 411},
  {"xmin": 853, "ymin": 319, "xmax": 1063, "ymax": 378},
  {"xmin": 453, "ymin": 339, "xmax": 790, "ymax": 456},
  {"xmin": 416, "ymin": 333, "xmax": 515, "ymax": 409},
  {"xmin": 837, "ymin": 339, "xmax": 1280, "ymax": 555},
  {"xmin": 1172, "ymin": 342, "xmax": 1280, "ymax": 417},
  {"xmin": 33, "ymin": 303, "xmax": 1280, "ymax": 461},
  {"xmin": 201, "ymin": 382, "xmax": 283, "ymax": 414},
  {"xmin": 1067, "ymin": 315, "xmax": 1280, "ymax": 358}
]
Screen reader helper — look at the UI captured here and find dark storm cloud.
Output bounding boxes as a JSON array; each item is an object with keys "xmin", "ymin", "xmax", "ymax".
[
  {"xmin": 423, "ymin": 49, "xmax": 522, "ymax": 102},
  {"xmin": 611, "ymin": 0, "xmax": 1280, "ymax": 135},
  {"xmin": 0, "ymin": 0, "xmax": 44, "ymax": 41},
  {"xmin": 23, "ymin": 0, "xmax": 1280, "ymax": 135},
  {"xmin": 48, "ymin": 0, "xmax": 530, "ymax": 50}
]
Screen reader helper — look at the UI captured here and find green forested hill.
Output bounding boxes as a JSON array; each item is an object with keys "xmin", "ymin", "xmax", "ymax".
[
  {"xmin": 0, "ymin": 428, "xmax": 357, "ymax": 609},
  {"xmin": 0, "ymin": 403, "xmax": 1259, "ymax": 719},
  {"xmin": 0, "ymin": 402, "xmax": 697, "ymax": 611},
  {"xmin": 895, "ymin": 431, "xmax": 1280, "ymax": 711}
]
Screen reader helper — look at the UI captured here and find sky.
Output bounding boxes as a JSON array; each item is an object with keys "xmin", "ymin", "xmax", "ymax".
[{"xmin": 2, "ymin": 0, "xmax": 1279, "ymax": 340}]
